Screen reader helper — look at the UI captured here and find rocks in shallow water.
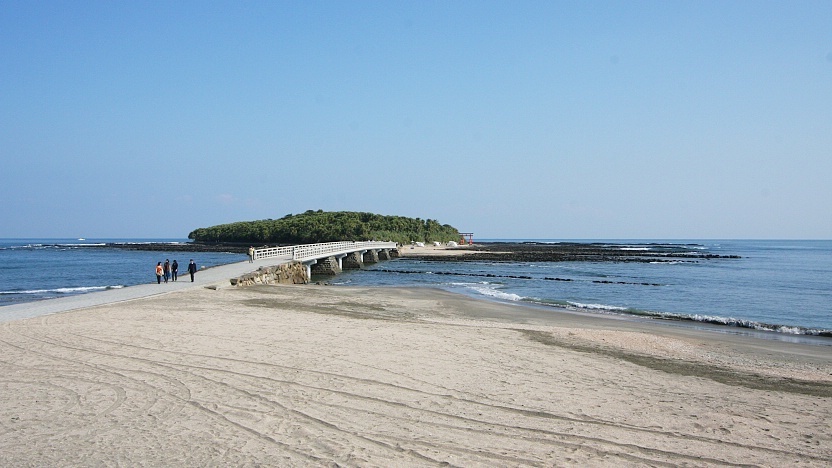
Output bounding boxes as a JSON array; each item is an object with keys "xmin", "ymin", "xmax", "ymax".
[
  {"xmin": 408, "ymin": 242, "xmax": 740, "ymax": 263},
  {"xmin": 376, "ymin": 268, "xmax": 663, "ymax": 286}
]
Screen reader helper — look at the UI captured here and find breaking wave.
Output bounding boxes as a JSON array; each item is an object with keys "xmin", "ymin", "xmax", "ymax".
[
  {"xmin": 463, "ymin": 283, "xmax": 524, "ymax": 302},
  {"xmin": 0, "ymin": 285, "xmax": 124, "ymax": 296},
  {"xmin": 513, "ymin": 296, "xmax": 832, "ymax": 337}
]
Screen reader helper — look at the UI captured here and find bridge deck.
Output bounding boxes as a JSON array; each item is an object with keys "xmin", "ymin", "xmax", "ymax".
[{"xmin": 253, "ymin": 241, "xmax": 397, "ymax": 263}]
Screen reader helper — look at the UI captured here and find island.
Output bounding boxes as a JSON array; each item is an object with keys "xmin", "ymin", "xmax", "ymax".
[{"xmin": 188, "ymin": 210, "xmax": 461, "ymax": 245}]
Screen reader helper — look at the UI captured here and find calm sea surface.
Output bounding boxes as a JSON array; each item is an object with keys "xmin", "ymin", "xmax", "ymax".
[
  {"xmin": 0, "ymin": 238, "xmax": 246, "ymax": 305},
  {"xmin": 1, "ymin": 238, "xmax": 830, "ymax": 340}
]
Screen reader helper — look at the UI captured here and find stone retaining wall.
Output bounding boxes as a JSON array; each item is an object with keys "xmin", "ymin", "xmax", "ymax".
[{"xmin": 230, "ymin": 262, "xmax": 309, "ymax": 286}]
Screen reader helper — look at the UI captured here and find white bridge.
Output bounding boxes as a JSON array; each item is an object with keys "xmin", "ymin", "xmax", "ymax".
[{"xmin": 252, "ymin": 241, "xmax": 399, "ymax": 278}]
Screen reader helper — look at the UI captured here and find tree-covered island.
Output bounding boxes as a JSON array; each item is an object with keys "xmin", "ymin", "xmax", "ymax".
[{"xmin": 188, "ymin": 210, "xmax": 461, "ymax": 245}]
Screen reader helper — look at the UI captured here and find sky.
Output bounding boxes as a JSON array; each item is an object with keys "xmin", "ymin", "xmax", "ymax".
[{"xmin": 2, "ymin": 1, "xmax": 831, "ymax": 240}]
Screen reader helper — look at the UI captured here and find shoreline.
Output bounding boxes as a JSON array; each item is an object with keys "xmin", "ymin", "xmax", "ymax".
[
  {"xmin": 5, "ymin": 241, "xmax": 830, "ymax": 341},
  {"xmin": 391, "ymin": 242, "xmax": 832, "ymax": 340},
  {"xmin": 516, "ymin": 295, "xmax": 832, "ymax": 344},
  {"xmin": 361, "ymin": 285, "xmax": 832, "ymax": 387},
  {"xmin": 0, "ymin": 258, "xmax": 279, "ymax": 323},
  {"xmin": 0, "ymin": 283, "xmax": 828, "ymax": 465}
]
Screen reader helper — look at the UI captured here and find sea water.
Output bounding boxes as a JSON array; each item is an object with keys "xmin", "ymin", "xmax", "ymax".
[
  {"xmin": 1, "ymin": 238, "xmax": 829, "ymax": 340},
  {"xmin": 331, "ymin": 240, "xmax": 832, "ymax": 338},
  {"xmin": 0, "ymin": 238, "xmax": 247, "ymax": 305}
]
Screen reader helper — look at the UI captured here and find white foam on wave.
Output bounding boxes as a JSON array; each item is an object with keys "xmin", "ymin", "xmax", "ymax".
[
  {"xmin": 567, "ymin": 301, "xmax": 628, "ymax": 311},
  {"xmin": 461, "ymin": 282, "xmax": 524, "ymax": 302},
  {"xmin": 687, "ymin": 314, "xmax": 818, "ymax": 335},
  {"xmin": 619, "ymin": 247, "xmax": 650, "ymax": 251},
  {"xmin": 55, "ymin": 243, "xmax": 107, "ymax": 247},
  {"xmin": 775, "ymin": 325, "xmax": 805, "ymax": 335},
  {"xmin": 691, "ymin": 314, "xmax": 756, "ymax": 327},
  {"xmin": 0, "ymin": 285, "xmax": 122, "ymax": 295}
]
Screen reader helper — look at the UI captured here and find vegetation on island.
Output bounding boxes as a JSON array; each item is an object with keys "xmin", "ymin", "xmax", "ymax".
[{"xmin": 188, "ymin": 210, "xmax": 461, "ymax": 245}]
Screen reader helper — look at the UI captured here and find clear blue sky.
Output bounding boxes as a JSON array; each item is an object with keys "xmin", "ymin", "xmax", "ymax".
[{"xmin": 2, "ymin": 1, "xmax": 830, "ymax": 239}]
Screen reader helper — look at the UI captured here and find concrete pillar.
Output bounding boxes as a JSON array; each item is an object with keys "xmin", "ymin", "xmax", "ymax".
[
  {"xmin": 303, "ymin": 259, "xmax": 317, "ymax": 279},
  {"xmin": 336, "ymin": 254, "xmax": 348, "ymax": 269}
]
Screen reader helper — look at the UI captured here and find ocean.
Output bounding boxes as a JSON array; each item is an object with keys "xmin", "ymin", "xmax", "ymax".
[
  {"xmin": 0, "ymin": 239, "xmax": 246, "ymax": 305},
  {"xmin": 331, "ymin": 240, "xmax": 832, "ymax": 340},
  {"xmin": 1, "ymin": 238, "xmax": 830, "ymax": 341}
]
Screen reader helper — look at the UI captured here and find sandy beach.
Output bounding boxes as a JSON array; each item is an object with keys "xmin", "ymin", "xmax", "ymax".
[
  {"xmin": 398, "ymin": 243, "xmax": 482, "ymax": 257},
  {"xmin": 1, "ymin": 280, "xmax": 830, "ymax": 466}
]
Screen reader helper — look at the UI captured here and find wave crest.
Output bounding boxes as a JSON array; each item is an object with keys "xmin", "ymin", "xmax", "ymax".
[{"xmin": 0, "ymin": 285, "xmax": 124, "ymax": 295}]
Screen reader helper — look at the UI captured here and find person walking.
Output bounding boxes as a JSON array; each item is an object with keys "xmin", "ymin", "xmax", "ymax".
[
  {"xmin": 188, "ymin": 259, "xmax": 197, "ymax": 282},
  {"xmin": 171, "ymin": 260, "xmax": 179, "ymax": 281},
  {"xmin": 163, "ymin": 260, "xmax": 171, "ymax": 283},
  {"xmin": 155, "ymin": 262, "xmax": 163, "ymax": 284},
  {"xmin": 248, "ymin": 246, "xmax": 255, "ymax": 263}
]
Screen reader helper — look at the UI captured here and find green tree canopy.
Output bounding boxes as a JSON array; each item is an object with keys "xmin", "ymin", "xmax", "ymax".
[{"xmin": 188, "ymin": 210, "xmax": 461, "ymax": 245}]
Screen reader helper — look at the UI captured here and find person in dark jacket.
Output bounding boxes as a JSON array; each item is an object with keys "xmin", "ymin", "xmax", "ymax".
[
  {"xmin": 188, "ymin": 259, "xmax": 197, "ymax": 282},
  {"xmin": 171, "ymin": 260, "xmax": 179, "ymax": 281}
]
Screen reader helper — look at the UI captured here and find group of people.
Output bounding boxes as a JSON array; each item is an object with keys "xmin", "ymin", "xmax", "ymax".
[{"xmin": 155, "ymin": 259, "xmax": 198, "ymax": 284}]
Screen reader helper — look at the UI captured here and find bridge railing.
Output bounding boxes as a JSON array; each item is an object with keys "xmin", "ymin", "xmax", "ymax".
[
  {"xmin": 252, "ymin": 241, "xmax": 397, "ymax": 262},
  {"xmin": 251, "ymin": 245, "xmax": 294, "ymax": 261}
]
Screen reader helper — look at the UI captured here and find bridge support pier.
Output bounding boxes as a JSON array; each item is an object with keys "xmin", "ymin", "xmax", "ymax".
[
  {"xmin": 303, "ymin": 259, "xmax": 317, "ymax": 279},
  {"xmin": 362, "ymin": 249, "xmax": 379, "ymax": 264},
  {"xmin": 310, "ymin": 256, "xmax": 342, "ymax": 276},
  {"xmin": 342, "ymin": 251, "xmax": 365, "ymax": 270},
  {"xmin": 336, "ymin": 254, "xmax": 348, "ymax": 270}
]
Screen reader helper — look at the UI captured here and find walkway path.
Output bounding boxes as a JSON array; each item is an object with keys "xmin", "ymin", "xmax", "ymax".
[{"xmin": 0, "ymin": 257, "xmax": 289, "ymax": 323}]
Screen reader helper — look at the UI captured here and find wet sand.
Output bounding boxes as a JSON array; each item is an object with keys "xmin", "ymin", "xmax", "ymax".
[
  {"xmin": 0, "ymin": 283, "xmax": 829, "ymax": 466},
  {"xmin": 398, "ymin": 243, "xmax": 483, "ymax": 257}
]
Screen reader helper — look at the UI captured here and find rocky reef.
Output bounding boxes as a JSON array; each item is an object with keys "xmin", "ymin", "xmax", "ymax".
[{"xmin": 409, "ymin": 242, "xmax": 740, "ymax": 263}]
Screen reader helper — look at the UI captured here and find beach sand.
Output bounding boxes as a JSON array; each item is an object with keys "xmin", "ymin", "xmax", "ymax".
[
  {"xmin": 1, "ymin": 283, "xmax": 830, "ymax": 466},
  {"xmin": 398, "ymin": 243, "xmax": 482, "ymax": 257}
]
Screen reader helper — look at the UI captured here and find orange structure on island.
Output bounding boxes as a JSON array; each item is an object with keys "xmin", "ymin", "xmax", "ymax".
[{"xmin": 459, "ymin": 232, "xmax": 474, "ymax": 245}]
